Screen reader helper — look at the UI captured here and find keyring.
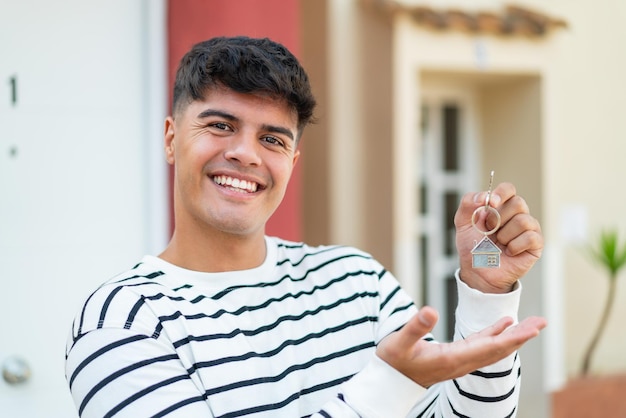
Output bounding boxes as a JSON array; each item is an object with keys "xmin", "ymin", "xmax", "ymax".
[
  {"xmin": 471, "ymin": 170, "xmax": 500, "ymax": 235},
  {"xmin": 470, "ymin": 171, "xmax": 502, "ymax": 268},
  {"xmin": 471, "ymin": 205, "xmax": 501, "ymax": 236}
]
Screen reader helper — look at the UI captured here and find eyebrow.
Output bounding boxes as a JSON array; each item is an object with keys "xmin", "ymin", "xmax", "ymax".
[
  {"xmin": 261, "ymin": 124, "xmax": 295, "ymax": 141},
  {"xmin": 197, "ymin": 108, "xmax": 238, "ymax": 121},
  {"xmin": 196, "ymin": 108, "xmax": 295, "ymax": 142}
]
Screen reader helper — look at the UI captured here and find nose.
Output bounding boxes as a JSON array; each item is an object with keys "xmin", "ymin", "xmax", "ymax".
[{"xmin": 223, "ymin": 132, "xmax": 262, "ymax": 166}]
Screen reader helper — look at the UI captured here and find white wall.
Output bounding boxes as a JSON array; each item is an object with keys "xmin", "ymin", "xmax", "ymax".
[
  {"xmin": 0, "ymin": 1, "xmax": 167, "ymax": 416},
  {"xmin": 524, "ymin": 0, "xmax": 626, "ymax": 378}
]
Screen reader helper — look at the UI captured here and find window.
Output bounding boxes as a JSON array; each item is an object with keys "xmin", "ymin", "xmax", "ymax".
[{"xmin": 418, "ymin": 83, "xmax": 478, "ymax": 340}]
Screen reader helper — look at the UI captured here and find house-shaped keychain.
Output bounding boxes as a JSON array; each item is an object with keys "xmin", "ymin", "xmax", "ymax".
[{"xmin": 471, "ymin": 236, "xmax": 502, "ymax": 268}]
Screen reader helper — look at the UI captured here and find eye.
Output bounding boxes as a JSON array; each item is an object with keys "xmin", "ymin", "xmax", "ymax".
[
  {"xmin": 209, "ymin": 122, "xmax": 231, "ymax": 131},
  {"xmin": 262, "ymin": 135, "xmax": 285, "ymax": 147}
]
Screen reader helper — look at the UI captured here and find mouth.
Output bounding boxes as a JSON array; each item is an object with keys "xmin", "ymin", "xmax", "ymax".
[{"xmin": 212, "ymin": 175, "xmax": 260, "ymax": 194}]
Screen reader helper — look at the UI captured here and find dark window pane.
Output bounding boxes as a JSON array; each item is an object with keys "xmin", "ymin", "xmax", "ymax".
[
  {"xmin": 445, "ymin": 274, "xmax": 458, "ymax": 341},
  {"xmin": 444, "ymin": 192, "xmax": 459, "ymax": 256},
  {"xmin": 420, "ymin": 235, "xmax": 428, "ymax": 307},
  {"xmin": 421, "ymin": 104, "xmax": 429, "ymax": 137},
  {"xmin": 420, "ymin": 182, "xmax": 427, "ymax": 214},
  {"xmin": 442, "ymin": 105, "xmax": 459, "ymax": 171}
]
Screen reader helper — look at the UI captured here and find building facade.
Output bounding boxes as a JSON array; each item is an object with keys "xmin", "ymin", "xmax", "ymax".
[{"xmin": 2, "ymin": 0, "xmax": 625, "ymax": 417}]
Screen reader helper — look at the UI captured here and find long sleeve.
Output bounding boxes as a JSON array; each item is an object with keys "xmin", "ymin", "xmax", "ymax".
[
  {"xmin": 66, "ymin": 328, "xmax": 215, "ymax": 418},
  {"xmin": 308, "ymin": 268, "xmax": 523, "ymax": 418},
  {"xmin": 66, "ymin": 243, "xmax": 524, "ymax": 418},
  {"xmin": 67, "ymin": 329, "xmax": 425, "ymax": 418},
  {"xmin": 404, "ymin": 269, "xmax": 523, "ymax": 417},
  {"xmin": 309, "ymin": 354, "xmax": 428, "ymax": 417},
  {"xmin": 65, "ymin": 248, "xmax": 426, "ymax": 418}
]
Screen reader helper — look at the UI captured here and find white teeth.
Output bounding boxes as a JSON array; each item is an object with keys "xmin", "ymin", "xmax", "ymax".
[{"xmin": 213, "ymin": 175, "xmax": 258, "ymax": 193}]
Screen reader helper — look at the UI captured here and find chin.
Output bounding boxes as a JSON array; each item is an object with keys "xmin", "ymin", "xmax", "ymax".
[{"xmin": 213, "ymin": 220, "xmax": 265, "ymax": 237}]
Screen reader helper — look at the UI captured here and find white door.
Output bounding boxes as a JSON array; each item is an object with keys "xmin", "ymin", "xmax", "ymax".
[
  {"xmin": 0, "ymin": 1, "xmax": 167, "ymax": 416},
  {"xmin": 418, "ymin": 79, "xmax": 480, "ymax": 340}
]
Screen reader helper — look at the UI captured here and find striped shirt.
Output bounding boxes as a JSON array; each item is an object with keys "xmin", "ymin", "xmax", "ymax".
[{"xmin": 65, "ymin": 236, "xmax": 523, "ymax": 417}]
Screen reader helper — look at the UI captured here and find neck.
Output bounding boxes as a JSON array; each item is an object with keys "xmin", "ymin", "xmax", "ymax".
[{"xmin": 159, "ymin": 227, "xmax": 267, "ymax": 273}]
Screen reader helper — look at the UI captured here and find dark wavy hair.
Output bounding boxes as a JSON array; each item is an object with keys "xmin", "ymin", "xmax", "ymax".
[{"xmin": 172, "ymin": 36, "xmax": 316, "ymax": 138}]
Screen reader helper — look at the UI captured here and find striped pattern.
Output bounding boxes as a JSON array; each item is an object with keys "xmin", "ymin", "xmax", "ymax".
[{"xmin": 65, "ymin": 236, "xmax": 522, "ymax": 417}]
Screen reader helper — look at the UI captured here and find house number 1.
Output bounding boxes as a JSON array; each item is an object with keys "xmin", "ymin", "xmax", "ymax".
[{"xmin": 8, "ymin": 75, "xmax": 17, "ymax": 106}]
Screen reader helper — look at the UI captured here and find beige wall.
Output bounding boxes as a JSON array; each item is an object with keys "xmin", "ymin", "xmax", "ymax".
[
  {"xmin": 481, "ymin": 76, "xmax": 543, "ymax": 215},
  {"xmin": 300, "ymin": 0, "xmax": 626, "ymax": 405},
  {"xmin": 536, "ymin": 0, "xmax": 626, "ymax": 378},
  {"xmin": 411, "ymin": 0, "xmax": 626, "ymax": 382},
  {"xmin": 428, "ymin": 0, "xmax": 626, "ymax": 380},
  {"xmin": 301, "ymin": 0, "xmax": 396, "ymax": 268},
  {"xmin": 496, "ymin": 0, "xmax": 626, "ymax": 380},
  {"xmin": 300, "ymin": 0, "xmax": 331, "ymax": 246}
]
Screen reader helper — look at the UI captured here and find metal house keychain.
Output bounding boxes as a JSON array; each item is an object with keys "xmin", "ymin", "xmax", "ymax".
[{"xmin": 471, "ymin": 171, "xmax": 502, "ymax": 268}]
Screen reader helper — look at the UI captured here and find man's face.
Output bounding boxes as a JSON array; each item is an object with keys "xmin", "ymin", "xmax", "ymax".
[{"xmin": 164, "ymin": 88, "xmax": 300, "ymax": 239}]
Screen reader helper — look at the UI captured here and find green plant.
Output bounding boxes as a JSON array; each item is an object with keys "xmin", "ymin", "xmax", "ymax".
[{"xmin": 580, "ymin": 229, "xmax": 626, "ymax": 376}]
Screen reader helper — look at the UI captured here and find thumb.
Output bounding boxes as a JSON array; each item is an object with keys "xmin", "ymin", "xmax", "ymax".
[
  {"xmin": 396, "ymin": 306, "xmax": 439, "ymax": 347},
  {"xmin": 377, "ymin": 307, "xmax": 439, "ymax": 373},
  {"xmin": 454, "ymin": 190, "xmax": 502, "ymax": 230}
]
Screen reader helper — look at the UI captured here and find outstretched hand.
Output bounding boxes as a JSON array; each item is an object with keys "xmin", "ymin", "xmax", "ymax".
[
  {"xmin": 455, "ymin": 182, "xmax": 543, "ymax": 293},
  {"xmin": 376, "ymin": 307, "xmax": 547, "ymax": 388},
  {"xmin": 376, "ymin": 181, "xmax": 546, "ymax": 387}
]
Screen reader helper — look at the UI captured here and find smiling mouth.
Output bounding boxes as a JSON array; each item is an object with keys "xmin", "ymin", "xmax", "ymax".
[{"xmin": 212, "ymin": 175, "xmax": 259, "ymax": 193}]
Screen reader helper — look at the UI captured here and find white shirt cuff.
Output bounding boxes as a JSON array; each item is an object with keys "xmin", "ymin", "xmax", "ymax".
[
  {"xmin": 341, "ymin": 353, "xmax": 427, "ymax": 418},
  {"xmin": 455, "ymin": 268, "xmax": 521, "ymax": 334}
]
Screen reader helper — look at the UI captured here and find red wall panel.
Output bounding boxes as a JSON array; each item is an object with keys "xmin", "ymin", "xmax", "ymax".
[{"xmin": 167, "ymin": 0, "xmax": 302, "ymax": 241}]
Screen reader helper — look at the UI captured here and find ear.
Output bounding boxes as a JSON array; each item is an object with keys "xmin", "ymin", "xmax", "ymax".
[
  {"xmin": 164, "ymin": 116, "xmax": 176, "ymax": 165},
  {"xmin": 292, "ymin": 149, "xmax": 301, "ymax": 167}
]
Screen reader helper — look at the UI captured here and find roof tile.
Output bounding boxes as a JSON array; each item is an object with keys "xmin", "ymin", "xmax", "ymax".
[{"xmin": 361, "ymin": 0, "xmax": 567, "ymax": 37}]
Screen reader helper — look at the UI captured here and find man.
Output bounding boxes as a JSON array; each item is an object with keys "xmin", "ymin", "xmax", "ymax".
[{"xmin": 65, "ymin": 36, "xmax": 546, "ymax": 417}]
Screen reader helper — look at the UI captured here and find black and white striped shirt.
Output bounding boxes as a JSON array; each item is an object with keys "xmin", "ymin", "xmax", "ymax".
[{"xmin": 65, "ymin": 236, "xmax": 523, "ymax": 417}]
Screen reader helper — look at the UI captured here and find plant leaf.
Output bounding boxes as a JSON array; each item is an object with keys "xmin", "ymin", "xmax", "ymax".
[{"xmin": 590, "ymin": 229, "xmax": 626, "ymax": 278}]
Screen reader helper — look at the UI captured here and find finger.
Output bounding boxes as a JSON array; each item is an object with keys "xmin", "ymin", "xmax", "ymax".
[
  {"xmin": 496, "ymin": 213, "xmax": 543, "ymax": 255},
  {"xmin": 497, "ymin": 212, "xmax": 539, "ymax": 241},
  {"xmin": 454, "ymin": 182, "xmax": 516, "ymax": 228},
  {"xmin": 377, "ymin": 307, "xmax": 439, "ymax": 368},
  {"xmin": 494, "ymin": 195, "xmax": 530, "ymax": 225},
  {"xmin": 476, "ymin": 182, "xmax": 517, "ymax": 212},
  {"xmin": 490, "ymin": 182, "xmax": 517, "ymax": 208},
  {"xmin": 500, "ymin": 229, "xmax": 544, "ymax": 257},
  {"xmin": 505, "ymin": 316, "xmax": 547, "ymax": 342},
  {"xmin": 396, "ymin": 307, "xmax": 439, "ymax": 347},
  {"xmin": 381, "ymin": 315, "xmax": 547, "ymax": 387},
  {"xmin": 457, "ymin": 317, "xmax": 546, "ymax": 372},
  {"xmin": 485, "ymin": 316, "xmax": 547, "ymax": 350},
  {"xmin": 465, "ymin": 316, "xmax": 515, "ymax": 343},
  {"xmin": 464, "ymin": 316, "xmax": 545, "ymax": 355}
]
